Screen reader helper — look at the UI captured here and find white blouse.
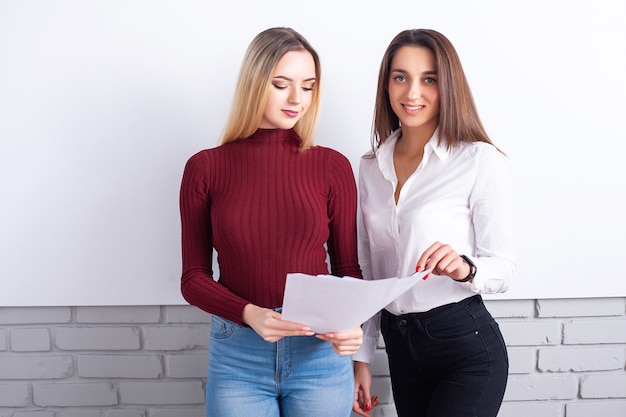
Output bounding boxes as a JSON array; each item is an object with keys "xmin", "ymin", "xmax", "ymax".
[{"xmin": 353, "ymin": 129, "xmax": 516, "ymax": 363}]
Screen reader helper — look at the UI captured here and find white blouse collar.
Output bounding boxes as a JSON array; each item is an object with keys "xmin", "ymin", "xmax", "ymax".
[{"xmin": 374, "ymin": 129, "xmax": 450, "ymax": 183}]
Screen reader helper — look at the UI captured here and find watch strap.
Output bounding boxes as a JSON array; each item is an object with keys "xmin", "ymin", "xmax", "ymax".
[{"xmin": 457, "ymin": 255, "xmax": 477, "ymax": 282}]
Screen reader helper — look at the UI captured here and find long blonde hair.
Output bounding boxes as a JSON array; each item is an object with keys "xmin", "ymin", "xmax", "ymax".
[{"xmin": 221, "ymin": 27, "xmax": 321, "ymax": 149}]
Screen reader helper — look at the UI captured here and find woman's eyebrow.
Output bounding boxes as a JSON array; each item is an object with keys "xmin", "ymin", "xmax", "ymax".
[
  {"xmin": 390, "ymin": 68, "xmax": 437, "ymax": 75},
  {"xmin": 273, "ymin": 75, "xmax": 317, "ymax": 82}
]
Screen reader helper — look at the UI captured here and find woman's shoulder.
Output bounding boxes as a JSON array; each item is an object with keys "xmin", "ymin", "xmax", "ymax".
[
  {"xmin": 185, "ymin": 147, "xmax": 210, "ymax": 165},
  {"xmin": 462, "ymin": 140, "xmax": 506, "ymax": 159},
  {"xmin": 309, "ymin": 145, "xmax": 352, "ymax": 164},
  {"xmin": 187, "ymin": 142, "xmax": 234, "ymax": 160},
  {"xmin": 308, "ymin": 146, "xmax": 357, "ymax": 184},
  {"xmin": 184, "ymin": 144, "xmax": 232, "ymax": 174},
  {"xmin": 461, "ymin": 141, "xmax": 510, "ymax": 174},
  {"xmin": 310, "ymin": 144, "xmax": 345, "ymax": 156}
]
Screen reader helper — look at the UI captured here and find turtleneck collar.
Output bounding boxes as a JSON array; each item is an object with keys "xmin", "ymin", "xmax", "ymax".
[{"xmin": 246, "ymin": 128, "xmax": 301, "ymax": 143}]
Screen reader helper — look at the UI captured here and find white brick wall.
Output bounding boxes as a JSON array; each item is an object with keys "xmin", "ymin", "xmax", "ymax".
[
  {"xmin": 0, "ymin": 299, "xmax": 624, "ymax": 416},
  {"xmin": 0, "ymin": 306, "xmax": 209, "ymax": 416}
]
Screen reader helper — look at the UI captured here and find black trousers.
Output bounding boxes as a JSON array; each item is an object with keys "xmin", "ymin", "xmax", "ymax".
[{"xmin": 381, "ymin": 295, "xmax": 508, "ymax": 417}]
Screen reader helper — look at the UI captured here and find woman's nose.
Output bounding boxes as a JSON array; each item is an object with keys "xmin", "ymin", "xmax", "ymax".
[
  {"xmin": 288, "ymin": 88, "xmax": 301, "ymax": 104},
  {"xmin": 407, "ymin": 81, "xmax": 421, "ymax": 100}
]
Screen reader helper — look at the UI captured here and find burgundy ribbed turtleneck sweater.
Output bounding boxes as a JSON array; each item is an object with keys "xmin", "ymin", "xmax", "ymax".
[{"xmin": 179, "ymin": 128, "xmax": 362, "ymax": 324}]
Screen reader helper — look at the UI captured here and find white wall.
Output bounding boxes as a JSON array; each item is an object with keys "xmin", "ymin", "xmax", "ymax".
[{"xmin": 1, "ymin": 0, "xmax": 625, "ymax": 306}]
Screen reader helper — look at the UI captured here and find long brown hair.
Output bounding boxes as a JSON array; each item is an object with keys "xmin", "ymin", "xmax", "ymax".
[
  {"xmin": 221, "ymin": 27, "xmax": 321, "ymax": 150},
  {"xmin": 372, "ymin": 29, "xmax": 495, "ymax": 152}
]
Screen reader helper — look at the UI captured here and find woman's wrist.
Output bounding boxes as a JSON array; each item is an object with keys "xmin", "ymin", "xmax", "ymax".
[
  {"xmin": 242, "ymin": 303, "xmax": 260, "ymax": 325},
  {"xmin": 455, "ymin": 255, "xmax": 477, "ymax": 282}
]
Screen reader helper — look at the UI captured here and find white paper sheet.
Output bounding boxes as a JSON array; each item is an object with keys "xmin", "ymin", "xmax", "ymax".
[{"xmin": 281, "ymin": 271, "xmax": 430, "ymax": 334}]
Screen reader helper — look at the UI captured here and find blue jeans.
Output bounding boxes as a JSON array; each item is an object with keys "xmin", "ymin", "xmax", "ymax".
[
  {"xmin": 206, "ymin": 315, "xmax": 354, "ymax": 417},
  {"xmin": 381, "ymin": 295, "xmax": 508, "ymax": 417}
]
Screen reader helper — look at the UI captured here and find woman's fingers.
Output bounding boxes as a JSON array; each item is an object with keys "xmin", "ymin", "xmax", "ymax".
[
  {"xmin": 415, "ymin": 241, "xmax": 468, "ymax": 279},
  {"xmin": 316, "ymin": 326, "xmax": 363, "ymax": 355},
  {"xmin": 243, "ymin": 304, "xmax": 314, "ymax": 342}
]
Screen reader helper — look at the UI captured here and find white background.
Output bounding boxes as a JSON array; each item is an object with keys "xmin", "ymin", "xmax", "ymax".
[{"xmin": 1, "ymin": 0, "xmax": 624, "ymax": 306}]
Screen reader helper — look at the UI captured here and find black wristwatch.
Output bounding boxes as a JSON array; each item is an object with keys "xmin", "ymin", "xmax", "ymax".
[{"xmin": 456, "ymin": 255, "xmax": 477, "ymax": 282}]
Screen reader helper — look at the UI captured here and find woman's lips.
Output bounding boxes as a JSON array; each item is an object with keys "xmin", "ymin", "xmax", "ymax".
[{"xmin": 403, "ymin": 104, "xmax": 424, "ymax": 114}]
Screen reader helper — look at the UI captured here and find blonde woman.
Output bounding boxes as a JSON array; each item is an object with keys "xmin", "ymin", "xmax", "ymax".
[{"xmin": 179, "ymin": 27, "xmax": 363, "ymax": 417}]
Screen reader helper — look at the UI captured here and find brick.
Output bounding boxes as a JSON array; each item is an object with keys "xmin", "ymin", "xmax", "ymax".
[
  {"xmin": 580, "ymin": 374, "xmax": 626, "ymax": 398},
  {"xmin": 165, "ymin": 354, "xmax": 207, "ymax": 378},
  {"xmin": 566, "ymin": 400, "xmax": 626, "ymax": 417},
  {"xmin": 149, "ymin": 410, "xmax": 205, "ymax": 417},
  {"xmin": 538, "ymin": 298, "xmax": 625, "ymax": 317},
  {"xmin": 0, "ymin": 307, "xmax": 71, "ymax": 324},
  {"xmin": 104, "ymin": 411, "xmax": 145, "ymax": 417},
  {"xmin": 370, "ymin": 376, "xmax": 394, "ymax": 405},
  {"xmin": 499, "ymin": 321, "xmax": 561, "ymax": 346},
  {"xmin": 507, "ymin": 348, "xmax": 536, "ymax": 374},
  {"xmin": 163, "ymin": 306, "xmax": 212, "ymax": 323},
  {"xmin": 0, "ymin": 355, "xmax": 73, "ymax": 379},
  {"xmin": 55, "ymin": 412, "xmax": 102, "ymax": 417},
  {"xmin": 33, "ymin": 383, "xmax": 117, "ymax": 406},
  {"xmin": 119, "ymin": 381, "xmax": 204, "ymax": 405},
  {"xmin": 56, "ymin": 327, "xmax": 140, "ymax": 350},
  {"xmin": 10, "ymin": 328, "xmax": 51, "ymax": 352},
  {"xmin": 78, "ymin": 355, "xmax": 162, "ymax": 378},
  {"xmin": 503, "ymin": 375, "xmax": 578, "ymax": 401},
  {"xmin": 539, "ymin": 347, "xmax": 624, "ymax": 372},
  {"xmin": 0, "ymin": 383, "xmax": 30, "ymax": 406},
  {"xmin": 564, "ymin": 319, "xmax": 626, "ymax": 344},
  {"xmin": 76, "ymin": 306, "xmax": 160, "ymax": 323},
  {"xmin": 369, "ymin": 349, "xmax": 390, "ymax": 376},
  {"xmin": 484, "ymin": 299, "xmax": 535, "ymax": 318},
  {"xmin": 497, "ymin": 401, "xmax": 563, "ymax": 417},
  {"xmin": 143, "ymin": 326, "xmax": 208, "ymax": 351},
  {"xmin": 0, "ymin": 329, "xmax": 6, "ymax": 350},
  {"xmin": 12, "ymin": 412, "xmax": 55, "ymax": 417}
]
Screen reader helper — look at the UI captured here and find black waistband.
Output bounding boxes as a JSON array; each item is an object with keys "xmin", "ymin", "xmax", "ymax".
[{"xmin": 384, "ymin": 294, "xmax": 482, "ymax": 320}]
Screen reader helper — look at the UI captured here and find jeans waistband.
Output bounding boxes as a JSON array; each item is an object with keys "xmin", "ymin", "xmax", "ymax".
[{"xmin": 384, "ymin": 294, "xmax": 483, "ymax": 320}]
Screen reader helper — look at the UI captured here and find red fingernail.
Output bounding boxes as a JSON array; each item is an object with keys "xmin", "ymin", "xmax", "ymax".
[
  {"xmin": 416, "ymin": 265, "xmax": 422, "ymax": 273},
  {"xmin": 365, "ymin": 404, "xmax": 371, "ymax": 411},
  {"xmin": 423, "ymin": 273, "xmax": 430, "ymax": 280}
]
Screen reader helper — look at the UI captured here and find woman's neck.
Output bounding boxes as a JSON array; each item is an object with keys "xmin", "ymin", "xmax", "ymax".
[{"xmin": 395, "ymin": 124, "xmax": 437, "ymax": 157}]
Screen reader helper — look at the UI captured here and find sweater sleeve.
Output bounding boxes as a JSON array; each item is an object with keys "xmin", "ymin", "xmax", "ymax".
[
  {"xmin": 179, "ymin": 151, "xmax": 250, "ymax": 324},
  {"xmin": 326, "ymin": 149, "xmax": 362, "ymax": 280}
]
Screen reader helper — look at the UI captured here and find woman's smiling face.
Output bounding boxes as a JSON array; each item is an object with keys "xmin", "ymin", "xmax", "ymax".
[{"xmin": 388, "ymin": 45, "xmax": 440, "ymax": 133}]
